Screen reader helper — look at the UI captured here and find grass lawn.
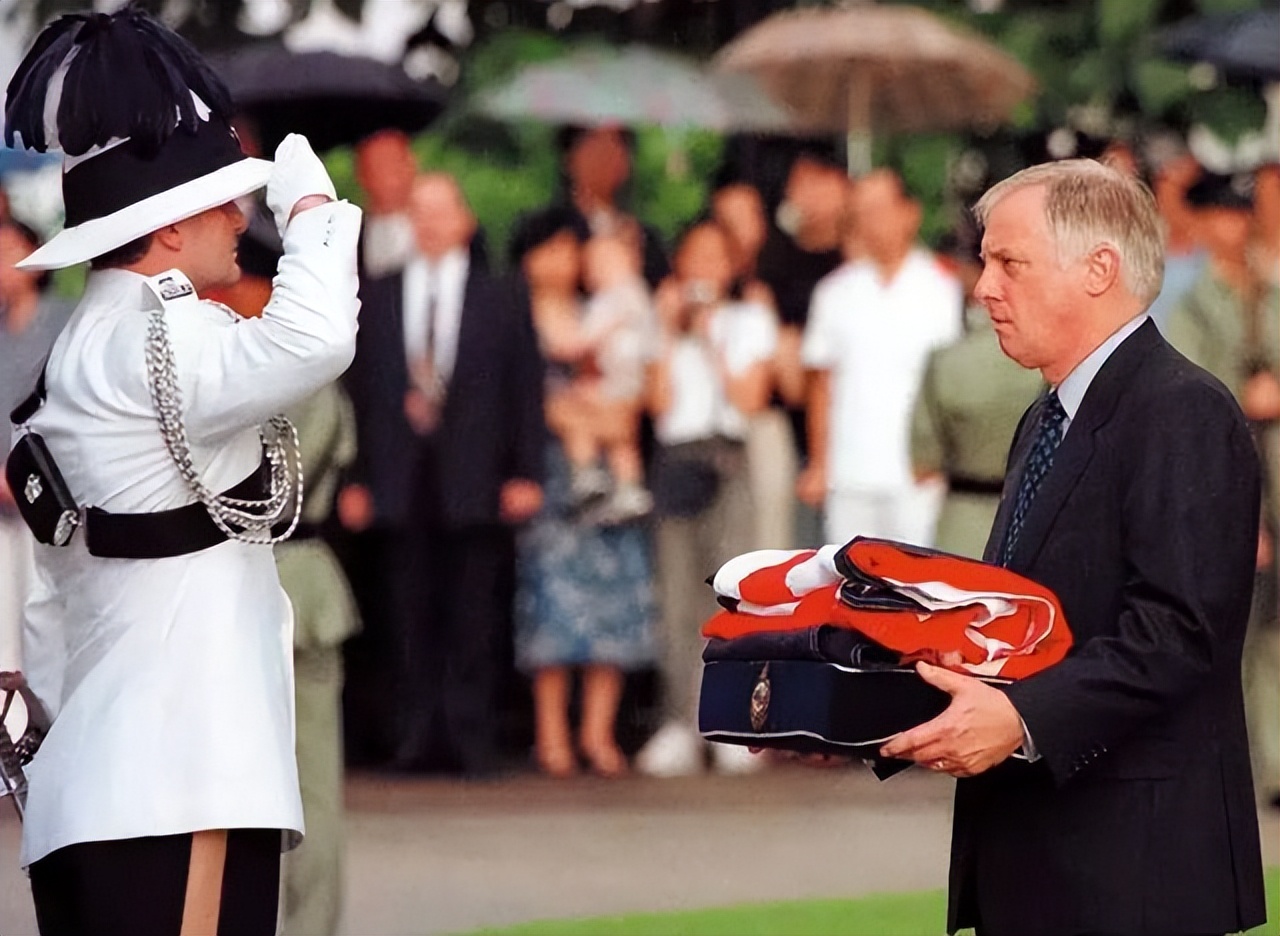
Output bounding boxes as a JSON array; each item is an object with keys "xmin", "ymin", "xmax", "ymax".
[{"xmin": 465, "ymin": 867, "xmax": 1280, "ymax": 936}]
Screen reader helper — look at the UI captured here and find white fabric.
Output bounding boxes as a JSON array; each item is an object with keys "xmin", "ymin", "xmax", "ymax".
[
  {"xmin": 15, "ymin": 199, "xmax": 362, "ymax": 868},
  {"xmin": 361, "ymin": 213, "xmax": 414, "ymax": 278},
  {"xmin": 581, "ymin": 277, "xmax": 656, "ymax": 401},
  {"xmin": 0, "ymin": 519, "xmax": 34, "ymax": 740},
  {"xmin": 265, "ymin": 134, "xmax": 337, "ymax": 238},
  {"xmin": 18, "ymin": 158, "xmax": 274, "ymax": 271},
  {"xmin": 802, "ymin": 249, "xmax": 962, "ymax": 491},
  {"xmin": 824, "ymin": 483, "xmax": 945, "ymax": 548},
  {"xmin": 401, "ymin": 248, "xmax": 468, "ymax": 384},
  {"xmin": 654, "ymin": 300, "xmax": 777, "ymax": 446}
]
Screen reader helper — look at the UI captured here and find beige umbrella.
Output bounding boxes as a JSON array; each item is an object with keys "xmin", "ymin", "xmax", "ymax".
[{"xmin": 714, "ymin": 1, "xmax": 1037, "ymax": 174}]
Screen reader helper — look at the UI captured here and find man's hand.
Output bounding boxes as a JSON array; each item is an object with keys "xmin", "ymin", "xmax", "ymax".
[
  {"xmin": 265, "ymin": 134, "xmax": 337, "ymax": 237},
  {"xmin": 1242, "ymin": 371, "xmax": 1280, "ymax": 422},
  {"xmin": 795, "ymin": 461, "xmax": 826, "ymax": 509},
  {"xmin": 500, "ymin": 480, "xmax": 543, "ymax": 525},
  {"xmin": 337, "ymin": 484, "xmax": 374, "ymax": 533},
  {"xmin": 879, "ymin": 662, "xmax": 1025, "ymax": 778}
]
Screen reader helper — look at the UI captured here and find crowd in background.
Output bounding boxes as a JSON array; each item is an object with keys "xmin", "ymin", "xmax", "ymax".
[{"xmin": 1, "ymin": 122, "xmax": 1277, "ymax": 873}]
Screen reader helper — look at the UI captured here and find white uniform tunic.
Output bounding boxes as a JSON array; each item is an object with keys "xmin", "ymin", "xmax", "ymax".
[{"xmin": 15, "ymin": 200, "xmax": 363, "ymax": 868}]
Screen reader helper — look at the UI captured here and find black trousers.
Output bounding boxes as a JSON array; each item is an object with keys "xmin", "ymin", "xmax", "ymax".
[
  {"xmin": 29, "ymin": 828, "xmax": 281, "ymax": 936},
  {"xmin": 394, "ymin": 523, "xmax": 514, "ymax": 773}
]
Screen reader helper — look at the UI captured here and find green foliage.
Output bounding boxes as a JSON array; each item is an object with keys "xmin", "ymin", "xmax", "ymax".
[{"xmin": 368, "ymin": 29, "xmax": 725, "ymax": 270}]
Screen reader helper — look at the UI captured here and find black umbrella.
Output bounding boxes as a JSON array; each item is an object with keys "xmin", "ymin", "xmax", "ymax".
[
  {"xmin": 209, "ymin": 43, "xmax": 448, "ymax": 152},
  {"xmin": 1158, "ymin": 7, "xmax": 1280, "ymax": 83}
]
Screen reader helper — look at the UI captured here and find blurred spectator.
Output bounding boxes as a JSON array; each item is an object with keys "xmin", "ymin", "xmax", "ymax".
[
  {"xmin": 712, "ymin": 180, "xmax": 796, "ymax": 552},
  {"xmin": 755, "ymin": 152, "xmax": 848, "ymax": 546},
  {"xmin": 1166, "ymin": 172, "xmax": 1255, "ymax": 398},
  {"xmin": 910, "ymin": 226, "xmax": 1044, "ymax": 560},
  {"xmin": 1165, "ymin": 168, "xmax": 1280, "ymax": 810},
  {"xmin": 1145, "ymin": 145, "xmax": 1207, "ymax": 331},
  {"xmin": 637, "ymin": 221, "xmax": 775, "ymax": 778},
  {"xmin": 800, "ymin": 168, "xmax": 962, "ymax": 546},
  {"xmin": 1244, "ymin": 161, "xmax": 1280, "ymax": 810},
  {"xmin": 509, "ymin": 208, "xmax": 657, "ymax": 779},
  {"xmin": 537, "ymin": 124, "xmax": 670, "ymax": 288},
  {"xmin": 0, "ymin": 219, "xmax": 72, "ymax": 700},
  {"xmin": 346, "ymin": 173, "xmax": 544, "ymax": 775},
  {"xmin": 209, "ymin": 215, "xmax": 359, "ymax": 936},
  {"xmin": 355, "ymin": 129, "xmax": 418, "ymax": 277},
  {"xmin": 543, "ymin": 231, "xmax": 655, "ymax": 522}
]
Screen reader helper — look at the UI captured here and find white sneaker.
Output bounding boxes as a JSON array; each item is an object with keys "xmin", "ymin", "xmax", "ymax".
[
  {"xmin": 711, "ymin": 741, "xmax": 767, "ymax": 776},
  {"xmin": 586, "ymin": 483, "xmax": 654, "ymax": 526},
  {"xmin": 635, "ymin": 722, "xmax": 704, "ymax": 778}
]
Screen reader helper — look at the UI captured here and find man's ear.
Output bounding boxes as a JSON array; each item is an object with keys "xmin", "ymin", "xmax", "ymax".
[
  {"xmin": 1083, "ymin": 243, "xmax": 1121, "ymax": 297},
  {"xmin": 152, "ymin": 222, "xmax": 183, "ymax": 254}
]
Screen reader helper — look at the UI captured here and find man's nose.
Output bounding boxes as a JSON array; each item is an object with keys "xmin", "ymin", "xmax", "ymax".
[
  {"xmin": 227, "ymin": 202, "xmax": 249, "ymax": 235},
  {"xmin": 972, "ymin": 265, "xmax": 996, "ymax": 307}
]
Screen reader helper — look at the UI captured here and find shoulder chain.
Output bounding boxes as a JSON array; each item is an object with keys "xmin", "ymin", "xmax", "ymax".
[{"xmin": 143, "ymin": 307, "xmax": 303, "ymax": 544}]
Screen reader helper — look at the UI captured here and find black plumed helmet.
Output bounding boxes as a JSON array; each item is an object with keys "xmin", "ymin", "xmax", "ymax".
[
  {"xmin": 4, "ymin": 4, "xmax": 272, "ymax": 271},
  {"xmin": 5, "ymin": 5, "xmax": 233, "ymax": 157}
]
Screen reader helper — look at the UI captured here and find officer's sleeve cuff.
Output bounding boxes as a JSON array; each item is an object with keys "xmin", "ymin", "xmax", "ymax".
[{"xmin": 1020, "ymin": 716, "xmax": 1041, "ymax": 762}]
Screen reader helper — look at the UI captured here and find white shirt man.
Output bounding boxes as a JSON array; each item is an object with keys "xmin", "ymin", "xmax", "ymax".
[
  {"xmin": 402, "ymin": 245, "xmax": 468, "ymax": 385},
  {"xmin": 802, "ymin": 247, "xmax": 962, "ymax": 545}
]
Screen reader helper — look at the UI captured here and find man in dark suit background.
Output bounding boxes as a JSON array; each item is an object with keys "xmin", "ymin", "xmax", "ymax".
[
  {"xmin": 882, "ymin": 159, "xmax": 1266, "ymax": 936},
  {"xmin": 345, "ymin": 173, "xmax": 544, "ymax": 775}
]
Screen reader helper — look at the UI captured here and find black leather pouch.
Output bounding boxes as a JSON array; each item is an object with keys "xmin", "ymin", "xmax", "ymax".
[{"xmin": 5, "ymin": 433, "xmax": 80, "ymax": 546}]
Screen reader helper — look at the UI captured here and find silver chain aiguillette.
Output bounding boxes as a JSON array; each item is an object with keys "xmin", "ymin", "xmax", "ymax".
[{"xmin": 143, "ymin": 307, "xmax": 303, "ymax": 544}]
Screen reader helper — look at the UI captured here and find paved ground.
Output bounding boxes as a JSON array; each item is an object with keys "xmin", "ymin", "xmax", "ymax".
[{"xmin": 3, "ymin": 766, "xmax": 1278, "ymax": 936}]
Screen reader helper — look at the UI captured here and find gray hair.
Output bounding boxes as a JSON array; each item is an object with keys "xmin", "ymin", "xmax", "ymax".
[{"xmin": 973, "ymin": 159, "xmax": 1165, "ymax": 305}]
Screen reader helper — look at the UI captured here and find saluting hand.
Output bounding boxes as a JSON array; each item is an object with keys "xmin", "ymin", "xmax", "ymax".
[{"xmin": 879, "ymin": 662, "xmax": 1025, "ymax": 778}]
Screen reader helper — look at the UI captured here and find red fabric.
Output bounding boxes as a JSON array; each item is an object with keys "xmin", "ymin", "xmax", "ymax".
[{"xmin": 703, "ymin": 539, "xmax": 1073, "ymax": 679}]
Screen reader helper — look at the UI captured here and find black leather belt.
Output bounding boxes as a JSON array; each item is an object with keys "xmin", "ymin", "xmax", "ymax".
[
  {"xmin": 85, "ymin": 461, "xmax": 270, "ymax": 559},
  {"xmin": 947, "ymin": 474, "xmax": 1005, "ymax": 496}
]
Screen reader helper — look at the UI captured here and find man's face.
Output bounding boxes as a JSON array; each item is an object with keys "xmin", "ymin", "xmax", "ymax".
[
  {"xmin": 355, "ymin": 132, "xmax": 417, "ymax": 214},
  {"xmin": 567, "ymin": 128, "xmax": 630, "ymax": 202},
  {"xmin": 851, "ymin": 171, "xmax": 918, "ymax": 264},
  {"xmin": 0, "ymin": 225, "xmax": 37, "ymax": 299},
  {"xmin": 975, "ymin": 185, "xmax": 1083, "ymax": 376},
  {"xmin": 785, "ymin": 161, "xmax": 847, "ymax": 232},
  {"xmin": 1195, "ymin": 206, "xmax": 1252, "ymax": 261},
  {"xmin": 408, "ymin": 176, "xmax": 474, "ymax": 259},
  {"xmin": 177, "ymin": 201, "xmax": 248, "ymax": 293}
]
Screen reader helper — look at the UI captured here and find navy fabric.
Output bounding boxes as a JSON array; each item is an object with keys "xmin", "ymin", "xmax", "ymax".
[
  {"xmin": 997, "ymin": 392, "xmax": 1066, "ymax": 567},
  {"xmin": 702, "ymin": 625, "xmax": 900, "ymax": 669}
]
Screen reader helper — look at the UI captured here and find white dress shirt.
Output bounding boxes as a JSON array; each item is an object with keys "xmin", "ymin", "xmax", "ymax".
[
  {"xmin": 401, "ymin": 248, "xmax": 468, "ymax": 386},
  {"xmin": 1056, "ymin": 313, "xmax": 1150, "ymax": 437},
  {"xmin": 15, "ymin": 200, "xmax": 363, "ymax": 868},
  {"xmin": 802, "ymin": 249, "xmax": 963, "ymax": 491}
]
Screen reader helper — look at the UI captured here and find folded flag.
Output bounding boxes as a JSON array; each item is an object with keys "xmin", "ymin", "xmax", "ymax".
[{"xmin": 702, "ymin": 537, "xmax": 1072, "ymax": 679}]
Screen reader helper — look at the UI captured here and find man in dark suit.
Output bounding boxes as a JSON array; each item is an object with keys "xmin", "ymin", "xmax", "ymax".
[
  {"xmin": 881, "ymin": 159, "xmax": 1266, "ymax": 936},
  {"xmin": 345, "ymin": 173, "xmax": 544, "ymax": 775}
]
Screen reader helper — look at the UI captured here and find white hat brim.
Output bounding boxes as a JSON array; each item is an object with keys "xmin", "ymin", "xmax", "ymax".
[{"xmin": 18, "ymin": 157, "xmax": 274, "ymax": 271}]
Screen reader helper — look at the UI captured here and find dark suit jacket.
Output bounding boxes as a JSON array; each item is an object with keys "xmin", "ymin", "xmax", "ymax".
[
  {"xmin": 949, "ymin": 320, "xmax": 1266, "ymax": 936},
  {"xmin": 345, "ymin": 266, "xmax": 545, "ymax": 530}
]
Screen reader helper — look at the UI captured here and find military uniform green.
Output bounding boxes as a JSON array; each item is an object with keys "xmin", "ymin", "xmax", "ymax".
[
  {"xmin": 910, "ymin": 307, "xmax": 1044, "ymax": 559},
  {"xmin": 277, "ymin": 382, "xmax": 360, "ymax": 936},
  {"xmin": 1165, "ymin": 270, "xmax": 1248, "ymax": 397},
  {"xmin": 1168, "ymin": 269, "xmax": 1280, "ymax": 803}
]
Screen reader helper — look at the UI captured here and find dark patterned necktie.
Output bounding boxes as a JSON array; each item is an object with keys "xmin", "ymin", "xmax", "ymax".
[{"xmin": 998, "ymin": 391, "xmax": 1067, "ymax": 567}]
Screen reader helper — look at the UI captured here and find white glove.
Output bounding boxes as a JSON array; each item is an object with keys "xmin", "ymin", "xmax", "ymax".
[{"xmin": 265, "ymin": 133, "xmax": 337, "ymax": 237}]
